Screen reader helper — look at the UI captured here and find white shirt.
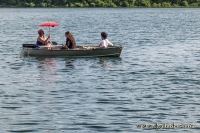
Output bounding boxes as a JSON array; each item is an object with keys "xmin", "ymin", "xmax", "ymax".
[{"xmin": 99, "ymin": 39, "xmax": 113, "ymax": 48}]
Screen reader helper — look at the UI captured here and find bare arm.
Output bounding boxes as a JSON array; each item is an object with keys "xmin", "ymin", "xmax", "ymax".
[
  {"xmin": 38, "ymin": 35, "xmax": 50, "ymax": 44},
  {"xmin": 106, "ymin": 39, "xmax": 113, "ymax": 46}
]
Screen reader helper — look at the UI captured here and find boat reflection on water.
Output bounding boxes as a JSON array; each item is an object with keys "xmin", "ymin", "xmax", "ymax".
[
  {"xmin": 35, "ymin": 57, "xmax": 121, "ymax": 83},
  {"xmin": 36, "ymin": 57, "xmax": 57, "ymax": 83},
  {"xmin": 37, "ymin": 58, "xmax": 57, "ymax": 70},
  {"xmin": 65, "ymin": 58, "xmax": 75, "ymax": 69},
  {"xmin": 98, "ymin": 57, "xmax": 122, "ymax": 68},
  {"xmin": 99, "ymin": 58, "xmax": 109, "ymax": 68}
]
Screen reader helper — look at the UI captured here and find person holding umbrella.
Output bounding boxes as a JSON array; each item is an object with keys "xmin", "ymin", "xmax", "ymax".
[
  {"xmin": 36, "ymin": 29, "xmax": 51, "ymax": 47},
  {"xmin": 38, "ymin": 21, "xmax": 59, "ymax": 47}
]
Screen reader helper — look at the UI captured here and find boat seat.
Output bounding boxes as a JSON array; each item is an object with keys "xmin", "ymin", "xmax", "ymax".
[{"xmin": 22, "ymin": 44, "xmax": 36, "ymax": 48}]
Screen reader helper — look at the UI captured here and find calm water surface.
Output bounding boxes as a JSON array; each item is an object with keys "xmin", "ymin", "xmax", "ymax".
[{"xmin": 0, "ymin": 8, "xmax": 200, "ymax": 133}]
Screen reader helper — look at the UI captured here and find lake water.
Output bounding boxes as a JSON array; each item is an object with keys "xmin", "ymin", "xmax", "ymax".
[{"xmin": 0, "ymin": 8, "xmax": 200, "ymax": 133}]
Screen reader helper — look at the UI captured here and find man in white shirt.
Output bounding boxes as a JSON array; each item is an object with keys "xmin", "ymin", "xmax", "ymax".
[{"xmin": 99, "ymin": 32, "xmax": 113, "ymax": 48}]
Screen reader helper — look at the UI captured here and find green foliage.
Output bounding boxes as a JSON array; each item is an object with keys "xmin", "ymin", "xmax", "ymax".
[
  {"xmin": 75, "ymin": 2, "xmax": 83, "ymax": 7},
  {"xmin": 128, "ymin": 0, "xmax": 135, "ymax": 6},
  {"xmin": 90, "ymin": 2, "xmax": 95, "ymax": 7},
  {"xmin": 171, "ymin": 0, "xmax": 181, "ymax": 5},
  {"xmin": 29, "ymin": 2, "xmax": 35, "ymax": 7},
  {"xmin": 135, "ymin": 0, "xmax": 151, "ymax": 7},
  {"xmin": 83, "ymin": 1, "xmax": 89, "ymax": 7},
  {"xmin": 39, "ymin": 2, "xmax": 46, "ymax": 7},
  {"xmin": 0, "ymin": 0, "xmax": 200, "ymax": 7},
  {"xmin": 6, "ymin": 0, "xmax": 16, "ymax": 5},
  {"xmin": 69, "ymin": 3, "xmax": 75, "ymax": 7},
  {"xmin": 23, "ymin": 2, "xmax": 29, "ymax": 7},
  {"xmin": 180, "ymin": 0, "xmax": 189, "ymax": 6},
  {"xmin": 162, "ymin": 2, "xmax": 171, "ymax": 7},
  {"xmin": 190, "ymin": 2, "xmax": 198, "ymax": 6},
  {"xmin": 152, "ymin": 3, "xmax": 161, "ymax": 7},
  {"xmin": 108, "ymin": 2, "xmax": 117, "ymax": 7},
  {"xmin": 121, "ymin": 1, "xmax": 129, "ymax": 7},
  {"xmin": 172, "ymin": 3, "xmax": 179, "ymax": 7},
  {"xmin": 95, "ymin": 0, "xmax": 105, "ymax": 7}
]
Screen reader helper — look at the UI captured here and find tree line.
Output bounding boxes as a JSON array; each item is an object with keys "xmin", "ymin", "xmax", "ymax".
[{"xmin": 0, "ymin": 0, "xmax": 199, "ymax": 7}]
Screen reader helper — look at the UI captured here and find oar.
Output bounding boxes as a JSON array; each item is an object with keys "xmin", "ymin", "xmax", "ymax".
[
  {"xmin": 51, "ymin": 41, "xmax": 64, "ymax": 46},
  {"xmin": 52, "ymin": 41, "xmax": 58, "ymax": 45}
]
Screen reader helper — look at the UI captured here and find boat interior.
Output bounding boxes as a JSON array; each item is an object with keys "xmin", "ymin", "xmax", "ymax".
[{"xmin": 22, "ymin": 44, "xmax": 119, "ymax": 50}]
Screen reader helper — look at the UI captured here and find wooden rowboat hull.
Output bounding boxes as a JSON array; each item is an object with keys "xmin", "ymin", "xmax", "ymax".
[{"xmin": 22, "ymin": 44, "xmax": 123, "ymax": 57}]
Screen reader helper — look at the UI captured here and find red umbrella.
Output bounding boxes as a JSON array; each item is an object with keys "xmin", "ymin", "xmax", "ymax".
[
  {"xmin": 39, "ymin": 21, "xmax": 59, "ymax": 34},
  {"xmin": 39, "ymin": 21, "xmax": 59, "ymax": 27}
]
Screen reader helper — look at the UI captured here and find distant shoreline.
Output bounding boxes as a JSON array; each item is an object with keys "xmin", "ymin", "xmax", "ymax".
[
  {"xmin": 0, "ymin": 6, "xmax": 200, "ymax": 8},
  {"xmin": 1, "ymin": 0, "xmax": 200, "ymax": 8}
]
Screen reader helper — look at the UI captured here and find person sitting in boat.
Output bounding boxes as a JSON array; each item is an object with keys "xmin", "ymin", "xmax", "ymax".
[
  {"xmin": 99, "ymin": 32, "xmax": 113, "ymax": 48},
  {"xmin": 36, "ymin": 29, "xmax": 51, "ymax": 47},
  {"xmin": 62, "ymin": 31, "xmax": 76, "ymax": 49}
]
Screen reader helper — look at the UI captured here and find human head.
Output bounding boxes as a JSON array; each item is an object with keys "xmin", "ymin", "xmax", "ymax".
[
  {"xmin": 101, "ymin": 32, "xmax": 108, "ymax": 39},
  {"xmin": 65, "ymin": 31, "xmax": 73, "ymax": 38},
  {"xmin": 38, "ymin": 29, "xmax": 44, "ymax": 36}
]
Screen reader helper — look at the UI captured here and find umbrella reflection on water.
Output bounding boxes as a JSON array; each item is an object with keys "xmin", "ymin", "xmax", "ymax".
[{"xmin": 36, "ymin": 58, "xmax": 57, "ymax": 83}]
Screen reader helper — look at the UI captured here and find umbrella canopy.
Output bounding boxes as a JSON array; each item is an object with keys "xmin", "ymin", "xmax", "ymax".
[
  {"xmin": 39, "ymin": 21, "xmax": 59, "ymax": 34},
  {"xmin": 39, "ymin": 21, "xmax": 59, "ymax": 27}
]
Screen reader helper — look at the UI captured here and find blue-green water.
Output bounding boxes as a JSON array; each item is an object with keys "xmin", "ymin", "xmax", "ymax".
[{"xmin": 0, "ymin": 8, "xmax": 200, "ymax": 133}]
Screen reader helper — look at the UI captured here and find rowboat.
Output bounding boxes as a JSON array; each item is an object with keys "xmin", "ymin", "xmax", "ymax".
[{"xmin": 21, "ymin": 44, "xmax": 123, "ymax": 57}]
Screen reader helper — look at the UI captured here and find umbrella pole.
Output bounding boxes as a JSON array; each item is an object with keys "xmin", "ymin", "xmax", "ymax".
[{"xmin": 48, "ymin": 27, "xmax": 51, "ymax": 46}]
